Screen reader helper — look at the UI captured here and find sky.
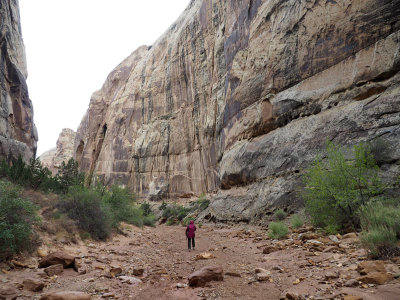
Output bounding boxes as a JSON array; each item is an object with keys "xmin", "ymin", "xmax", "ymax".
[{"xmin": 19, "ymin": 0, "xmax": 190, "ymax": 156}]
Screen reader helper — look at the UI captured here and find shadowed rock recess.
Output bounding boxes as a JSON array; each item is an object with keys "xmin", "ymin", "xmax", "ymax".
[
  {"xmin": 0, "ymin": 0, "xmax": 37, "ymax": 161},
  {"xmin": 75, "ymin": 0, "xmax": 400, "ymax": 223}
]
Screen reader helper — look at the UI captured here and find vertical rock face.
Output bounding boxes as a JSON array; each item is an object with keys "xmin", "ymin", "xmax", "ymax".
[
  {"xmin": 40, "ymin": 128, "xmax": 76, "ymax": 175},
  {"xmin": 0, "ymin": 0, "xmax": 37, "ymax": 161},
  {"xmin": 75, "ymin": 0, "xmax": 400, "ymax": 221}
]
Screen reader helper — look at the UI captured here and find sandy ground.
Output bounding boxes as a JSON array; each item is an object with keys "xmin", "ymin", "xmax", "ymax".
[{"xmin": 1, "ymin": 223, "xmax": 400, "ymax": 300}]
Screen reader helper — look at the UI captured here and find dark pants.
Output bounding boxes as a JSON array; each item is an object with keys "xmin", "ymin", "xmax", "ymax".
[{"xmin": 188, "ymin": 237, "xmax": 195, "ymax": 249}]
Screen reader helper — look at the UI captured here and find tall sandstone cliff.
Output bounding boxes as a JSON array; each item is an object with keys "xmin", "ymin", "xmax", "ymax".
[
  {"xmin": 0, "ymin": 0, "xmax": 37, "ymax": 161},
  {"xmin": 75, "ymin": 0, "xmax": 400, "ymax": 222}
]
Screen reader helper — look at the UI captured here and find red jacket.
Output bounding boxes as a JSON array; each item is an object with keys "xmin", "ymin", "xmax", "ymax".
[{"xmin": 186, "ymin": 221, "xmax": 196, "ymax": 238}]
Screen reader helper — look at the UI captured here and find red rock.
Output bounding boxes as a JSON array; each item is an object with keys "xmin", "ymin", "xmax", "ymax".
[
  {"xmin": 357, "ymin": 261, "xmax": 386, "ymax": 275},
  {"xmin": 39, "ymin": 252, "xmax": 75, "ymax": 268},
  {"xmin": 44, "ymin": 264, "xmax": 64, "ymax": 276},
  {"xmin": 188, "ymin": 266, "xmax": 223, "ymax": 287},
  {"xmin": 0, "ymin": 286, "xmax": 19, "ymax": 300},
  {"xmin": 40, "ymin": 291, "xmax": 91, "ymax": 300},
  {"xmin": 262, "ymin": 246, "xmax": 278, "ymax": 254},
  {"xmin": 358, "ymin": 272, "xmax": 392, "ymax": 285},
  {"xmin": 343, "ymin": 296, "xmax": 363, "ymax": 300},
  {"xmin": 23, "ymin": 278, "xmax": 45, "ymax": 292}
]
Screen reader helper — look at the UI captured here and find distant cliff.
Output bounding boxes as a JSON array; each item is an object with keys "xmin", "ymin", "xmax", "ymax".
[
  {"xmin": 75, "ymin": 0, "xmax": 400, "ymax": 222},
  {"xmin": 0, "ymin": 0, "xmax": 37, "ymax": 161},
  {"xmin": 40, "ymin": 128, "xmax": 76, "ymax": 175}
]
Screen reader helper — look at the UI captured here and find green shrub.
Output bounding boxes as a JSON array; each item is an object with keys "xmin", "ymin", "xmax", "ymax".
[
  {"xmin": 302, "ymin": 141, "xmax": 383, "ymax": 232},
  {"xmin": 290, "ymin": 214, "xmax": 303, "ymax": 229},
  {"xmin": 0, "ymin": 181, "xmax": 40, "ymax": 260},
  {"xmin": 360, "ymin": 226, "xmax": 398, "ymax": 258},
  {"xmin": 55, "ymin": 158, "xmax": 84, "ymax": 194},
  {"xmin": 166, "ymin": 218, "xmax": 177, "ymax": 226},
  {"xmin": 359, "ymin": 201, "xmax": 400, "ymax": 258},
  {"xmin": 190, "ymin": 194, "xmax": 210, "ymax": 212},
  {"xmin": 274, "ymin": 209, "xmax": 287, "ymax": 221},
  {"xmin": 140, "ymin": 202, "xmax": 152, "ymax": 216},
  {"xmin": 57, "ymin": 186, "xmax": 112, "ymax": 240},
  {"xmin": 143, "ymin": 215, "xmax": 156, "ymax": 227},
  {"xmin": 268, "ymin": 222, "xmax": 289, "ymax": 239},
  {"xmin": 182, "ymin": 215, "xmax": 194, "ymax": 226},
  {"xmin": 162, "ymin": 204, "xmax": 190, "ymax": 222},
  {"xmin": 367, "ymin": 138, "xmax": 394, "ymax": 166},
  {"xmin": 159, "ymin": 201, "xmax": 167, "ymax": 211}
]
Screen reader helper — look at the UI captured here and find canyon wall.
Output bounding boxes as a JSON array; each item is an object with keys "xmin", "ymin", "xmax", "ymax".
[
  {"xmin": 0, "ymin": 0, "xmax": 37, "ymax": 161},
  {"xmin": 75, "ymin": 0, "xmax": 400, "ymax": 222}
]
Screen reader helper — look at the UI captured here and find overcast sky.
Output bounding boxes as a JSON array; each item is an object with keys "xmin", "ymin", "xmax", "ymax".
[{"xmin": 19, "ymin": 0, "xmax": 190, "ymax": 156}]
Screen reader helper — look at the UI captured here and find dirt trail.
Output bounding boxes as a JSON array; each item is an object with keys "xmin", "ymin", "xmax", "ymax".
[{"xmin": 1, "ymin": 224, "xmax": 400, "ymax": 299}]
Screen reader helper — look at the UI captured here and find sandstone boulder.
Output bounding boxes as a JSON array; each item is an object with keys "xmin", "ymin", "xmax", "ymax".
[
  {"xmin": 40, "ymin": 291, "xmax": 91, "ymax": 300},
  {"xmin": 357, "ymin": 261, "xmax": 386, "ymax": 275},
  {"xmin": 358, "ymin": 272, "xmax": 393, "ymax": 285},
  {"xmin": 188, "ymin": 265, "xmax": 223, "ymax": 287},
  {"xmin": 0, "ymin": 286, "xmax": 19, "ymax": 300},
  {"xmin": 195, "ymin": 252, "xmax": 214, "ymax": 260},
  {"xmin": 44, "ymin": 264, "xmax": 64, "ymax": 276},
  {"xmin": 118, "ymin": 276, "xmax": 142, "ymax": 285},
  {"xmin": 39, "ymin": 252, "xmax": 75, "ymax": 268},
  {"xmin": 23, "ymin": 278, "xmax": 45, "ymax": 292}
]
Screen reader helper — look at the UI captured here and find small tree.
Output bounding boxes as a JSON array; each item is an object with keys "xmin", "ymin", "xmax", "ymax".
[
  {"xmin": 303, "ymin": 142, "xmax": 383, "ymax": 231},
  {"xmin": 26, "ymin": 158, "xmax": 52, "ymax": 190},
  {"xmin": 56, "ymin": 158, "xmax": 84, "ymax": 194}
]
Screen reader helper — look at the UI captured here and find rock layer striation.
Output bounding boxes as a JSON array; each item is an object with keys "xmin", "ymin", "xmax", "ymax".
[
  {"xmin": 0, "ymin": 0, "xmax": 37, "ymax": 161},
  {"xmin": 75, "ymin": 0, "xmax": 400, "ymax": 221}
]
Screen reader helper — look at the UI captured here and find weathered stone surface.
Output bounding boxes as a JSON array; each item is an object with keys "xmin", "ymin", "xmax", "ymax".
[
  {"xmin": 188, "ymin": 265, "xmax": 223, "ymax": 287},
  {"xmin": 358, "ymin": 272, "xmax": 393, "ymax": 285},
  {"xmin": 357, "ymin": 261, "xmax": 386, "ymax": 275},
  {"xmin": 44, "ymin": 264, "xmax": 64, "ymax": 276},
  {"xmin": 39, "ymin": 291, "xmax": 91, "ymax": 300},
  {"xmin": 39, "ymin": 252, "xmax": 75, "ymax": 268},
  {"xmin": 74, "ymin": 0, "xmax": 400, "ymax": 220},
  {"xmin": 0, "ymin": 285, "xmax": 18, "ymax": 300},
  {"xmin": 0, "ymin": 0, "xmax": 37, "ymax": 162},
  {"xmin": 23, "ymin": 278, "xmax": 45, "ymax": 292},
  {"xmin": 40, "ymin": 129, "xmax": 76, "ymax": 175}
]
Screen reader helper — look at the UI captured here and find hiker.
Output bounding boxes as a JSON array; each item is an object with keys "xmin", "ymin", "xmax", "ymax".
[{"xmin": 186, "ymin": 220, "xmax": 196, "ymax": 251}]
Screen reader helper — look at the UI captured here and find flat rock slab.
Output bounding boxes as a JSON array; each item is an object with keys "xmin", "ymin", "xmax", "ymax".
[
  {"xmin": 40, "ymin": 291, "xmax": 91, "ymax": 300},
  {"xmin": 39, "ymin": 252, "xmax": 75, "ymax": 268},
  {"xmin": 23, "ymin": 278, "xmax": 45, "ymax": 292},
  {"xmin": 44, "ymin": 264, "xmax": 64, "ymax": 276},
  {"xmin": 188, "ymin": 265, "xmax": 223, "ymax": 287}
]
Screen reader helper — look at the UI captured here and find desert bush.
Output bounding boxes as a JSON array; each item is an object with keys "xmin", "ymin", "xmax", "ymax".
[
  {"xmin": 56, "ymin": 158, "xmax": 84, "ymax": 194},
  {"xmin": 302, "ymin": 141, "xmax": 383, "ymax": 232},
  {"xmin": 143, "ymin": 214, "xmax": 156, "ymax": 227},
  {"xmin": 274, "ymin": 209, "xmax": 287, "ymax": 221},
  {"xmin": 0, "ymin": 180, "xmax": 40, "ymax": 260},
  {"xmin": 359, "ymin": 201, "xmax": 400, "ymax": 258},
  {"xmin": 290, "ymin": 214, "xmax": 303, "ymax": 229},
  {"xmin": 190, "ymin": 193, "xmax": 210, "ymax": 212},
  {"xmin": 57, "ymin": 186, "xmax": 112, "ymax": 240},
  {"xmin": 162, "ymin": 204, "xmax": 190, "ymax": 221},
  {"xmin": 159, "ymin": 201, "xmax": 167, "ymax": 211},
  {"xmin": 140, "ymin": 202, "xmax": 152, "ymax": 216},
  {"xmin": 367, "ymin": 138, "xmax": 394, "ymax": 166},
  {"xmin": 268, "ymin": 222, "xmax": 288, "ymax": 239},
  {"xmin": 182, "ymin": 215, "xmax": 194, "ymax": 226}
]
